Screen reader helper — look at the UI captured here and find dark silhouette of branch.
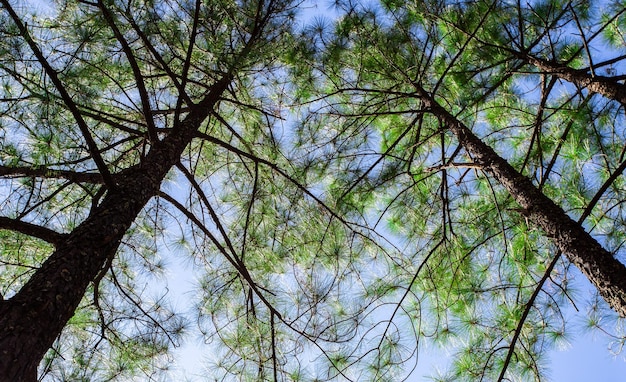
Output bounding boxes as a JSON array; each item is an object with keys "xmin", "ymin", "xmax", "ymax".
[
  {"xmin": 0, "ymin": 217, "xmax": 66, "ymax": 246},
  {"xmin": 158, "ymin": 190, "xmax": 283, "ymax": 321},
  {"xmin": 0, "ymin": 165, "xmax": 107, "ymax": 184},
  {"xmin": 96, "ymin": 0, "xmax": 159, "ymax": 142},
  {"xmin": 125, "ymin": 7, "xmax": 195, "ymax": 109}
]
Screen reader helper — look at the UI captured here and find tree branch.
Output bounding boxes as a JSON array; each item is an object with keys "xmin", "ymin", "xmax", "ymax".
[
  {"xmin": 0, "ymin": 217, "xmax": 66, "ymax": 246},
  {"xmin": 124, "ymin": 7, "xmax": 195, "ymax": 109},
  {"xmin": 158, "ymin": 191, "xmax": 282, "ymax": 320},
  {"xmin": 0, "ymin": 165, "xmax": 107, "ymax": 183},
  {"xmin": 520, "ymin": 54, "xmax": 626, "ymax": 106},
  {"xmin": 96, "ymin": 0, "xmax": 159, "ymax": 142},
  {"xmin": 0, "ymin": 0, "xmax": 116, "ymax": 189}
]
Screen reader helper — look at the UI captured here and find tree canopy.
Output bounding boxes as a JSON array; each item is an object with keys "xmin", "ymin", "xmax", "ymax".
[{"xmin": 2, "ymin": 0, "xmax": 626, "ymax": 380}]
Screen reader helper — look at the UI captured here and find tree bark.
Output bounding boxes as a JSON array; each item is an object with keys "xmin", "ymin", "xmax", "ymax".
[
  {"xmin": 417, "ymin": 87, "xmax": 626, "ymax": 317},
  {"xmin": 519, "ymin": 54, "xmax": 626, "ymax": 107},
  {"xmin": 0, "ymin": 77, "xmax": 230, "ymax": 381}
]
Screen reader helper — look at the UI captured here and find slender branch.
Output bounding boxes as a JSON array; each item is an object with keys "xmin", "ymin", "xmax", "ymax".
[
  {"xmin": 521, "ymin": 75, "xmax": 555, "ymax": 174},
  {"xmin": 192, "ymin": 131, "xmax": 351, "ymax": 227},
  {"xmin": 581, "ymin": 157, "xmax": 626, "ymax": 223},
  {"xmin": 125, "ymin": 10, "xmax": 194, "ymax": 109},
  {"xmin": 158, "ymin": 191, "xmax": 283, "ymax": 320},
  {"xmin": 432, "ymin": 0, "xmax": 498, "ymax": 95},
  {"xmin": 425, "ymin": 162, "xmax": 483, "ymax": 172},
  {"xmin": 538, "ymin": 94, "xmax": 592, "ymax": 190},
  {"xmin": 96, "ymin": 0, "xmax": 158, "ymax": 142},
  {"xmin": 175, "ymin": 0, "xmax": 202, "ymax": 123},
  {"xmin": 78, "ymin": 104, "xmax": 146, "ymax": 136},
  {"xmin": 339, "ymin": 114, "xmax": 420, "ymax": 201},
  {"xmin": 0, "ymin": 165, "xmax": 107, "ymax": 183},
  {"xmin": 175, "ymin": 163, "xmax": 240, "ymax": 260},
  {"xmin": 568, "ymin": 3, "xmax": 595, "ymax": 77},
  {"xmin": 497, "ymin": 251, "xmax": 562, "ymax": 381},
  {"xmin": 193, "ymin": 130, "xmax": 406, "ymax": 264},
  {"xmin": 109, "ymin": 269, "xmax": 176, "ymax": 346},
  {"xmin": 241, "ymin": 162, "xmax": 259, "ymax": 262}
]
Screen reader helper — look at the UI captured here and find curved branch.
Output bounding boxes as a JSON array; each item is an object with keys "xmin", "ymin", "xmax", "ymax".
[
  {"xmin": 192, "ymin": 130, "xmax": 407, "ymax": 265},
  {"xmin": 192, "ymin": 131, "xmax": 350, "ymax": 227},
  {"xmin": 157, "ymin": 191, "xmax": 282, "ymax": 320}
]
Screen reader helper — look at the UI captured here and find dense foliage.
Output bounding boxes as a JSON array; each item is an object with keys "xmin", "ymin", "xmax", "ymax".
[{"xmin": 2, "ymin": 0, "xmax": 626, "ymax": 380}]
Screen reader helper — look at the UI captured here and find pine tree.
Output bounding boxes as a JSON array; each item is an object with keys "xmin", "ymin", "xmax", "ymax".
[
  {"xmin": 3, "ymin": 0, "xmax": 626, "ymax": 381},
  {"xmin": 287, "ymin": 0, "xmax": 626, "ymax": 379},
  {"xmin": 0, "ymin": 0, "xmax": 298, "ymax": 379}
]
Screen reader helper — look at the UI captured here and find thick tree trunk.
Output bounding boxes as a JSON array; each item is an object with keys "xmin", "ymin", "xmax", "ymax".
[
  {"xmin": 418, "ymin": 88, "xmax": 626, "ymax": 317},
  {"xmin": 0, "ymin": 77, "xmax": 230, "ymax": 381}
]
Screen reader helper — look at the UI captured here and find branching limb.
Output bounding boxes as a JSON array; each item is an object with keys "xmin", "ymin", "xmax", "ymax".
[
  {"xmin": 126, "ymin": 34, "xmax": 193, "ymax": 109},
  {"xmin": 0, "ymin": 0, "xmax": 115, "ymax": 189},
  {"xmin": 497, "ymin": 251, "xmax": 561, "ymax": 381},
  {"xmin": 241, "ymin": 162, "xmax": 259, "ymax": 262},
  {"xmin": 415, "ymin": 84, "xmax": 626, "ymax": 316},
  {"xmin": 339, "ymin": 114, "xmax": 421, "ymax": 202},
  {"xmin": 158, "ymin": 191, "xmax": 283, "ymax": 321},
  {"xmin": 521, "ymin": 54, "xmax": 626, "ymax": 106},
  {"xmin": 193, "ymin": 131, "xmax": 406, "ymax": 263},
  {"xmin": 175, "ymin": 163, "xmax": 240, "ymax": 261},
  {"xmin": 109, "ymin": 268, "xmax": 176, "ymax": 346}
]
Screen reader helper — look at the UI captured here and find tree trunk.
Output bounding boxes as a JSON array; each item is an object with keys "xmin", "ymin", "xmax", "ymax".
[
  {"xmin": 0, "ymin": 77, "xmax": 230, "ymax": 381},
  {"xmin": 417, "ymin": 88, "xmax": 626, "ymax": 317}
]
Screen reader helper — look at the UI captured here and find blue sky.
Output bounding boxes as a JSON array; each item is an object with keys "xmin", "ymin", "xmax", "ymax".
[{"xmin": 550, "ymin": 335, "xmax": 626, "ymax": 382}]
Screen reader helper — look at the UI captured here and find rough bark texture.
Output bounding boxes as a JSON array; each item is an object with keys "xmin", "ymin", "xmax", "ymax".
[
  {"xmin": 0, "ymin": 77, "xmax": 230, "ymax": 381},
  {"xmin": 523, "ymin": 55, "xmax": 626, "ymax": 107},
  {"xmin": 418, "ymin": 88, "xmax": 626, "ymax": 317}
]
